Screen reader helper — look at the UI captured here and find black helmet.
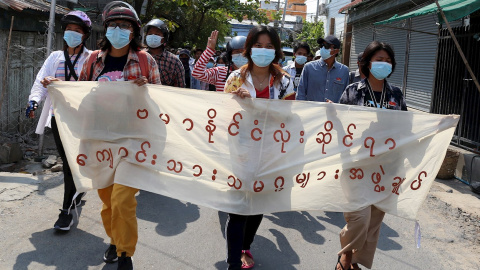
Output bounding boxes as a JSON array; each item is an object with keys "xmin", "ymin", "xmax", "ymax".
[
  {"xmin": 61, "ymin": 11, "xmax": 92, "ymax": 41},
  {"xmin": 103, "ymin": 1, "xmax": 141, "ymax": 29},
  {"xmin": 226, "ymin": 36, "xmax": 246, "ymax": 61},
  {"xmin": 145, "ymin": 19, "xmax": 169, "ymax": 43}
]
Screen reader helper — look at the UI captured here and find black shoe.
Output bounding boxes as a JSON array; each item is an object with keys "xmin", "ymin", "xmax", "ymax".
[
  {"xmin": 53, "ymin": 209, "xmax": 73, "ymax": 231},
  {"xmin": 118, "ymin": 252, "xmax": 133, "ymax": 270},
  {"xmin": 103, "ymin": 244, "xmax": 118, "ymax": 263}
]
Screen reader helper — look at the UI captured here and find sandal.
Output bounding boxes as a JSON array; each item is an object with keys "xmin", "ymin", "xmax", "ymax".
[
  {"xmin": 241, "ymin": 250, "xmax": 254, "ymax": 269},
  {"xmin": 335, "ymin": 255, "xmax": 347, "ymax": 270}
]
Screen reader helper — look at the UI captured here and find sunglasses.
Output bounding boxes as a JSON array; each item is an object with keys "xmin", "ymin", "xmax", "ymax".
[
  {"xmin": 107, "ymin": 21, "xmax": 132, "ymax": 30},
  {"xmin": 320, "ymin": 43, "xmax": 335, "ymax": 49}
]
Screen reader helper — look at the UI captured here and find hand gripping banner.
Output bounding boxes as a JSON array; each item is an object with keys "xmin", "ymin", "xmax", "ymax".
[{"xmin": 48, "ymin": 82, "xmax": 459, "ymax": 220}]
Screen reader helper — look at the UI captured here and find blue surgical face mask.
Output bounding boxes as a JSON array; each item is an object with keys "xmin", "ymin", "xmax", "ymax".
[
  {"xmin": 64, "ymin": 30, "xmax": 83, "ymax": 48},
  {"xmin": 146, "ymin": 34, "xmax": 163, "ymax": 48},
  {"xmin": 232, "ymin": 53, "xmax": 248, "ymax": 68},
  {"xmin": 370, "ymin": 61, "xmax": 392, "ymax": 80},
  {"xmin": 206, "ymin": 62, "xmax": 214, "ymax": 69},
  {"xmin": 250, "ymin": 48, "xmax": 275, "ymax": 67},
  {"xmin": 106, "ymin": 27, "xmax": 132, "ymax": 49},
  {"xmin": 217, "ymin": 64, "xmax": 226, "ymax": 67},
  {"xmin": 295, "ymin": 55, "xmax": 307, "ymax": 65},
  {"xmin": 320, "ymin": 47, "xmax": 333, "ymax": 60}
]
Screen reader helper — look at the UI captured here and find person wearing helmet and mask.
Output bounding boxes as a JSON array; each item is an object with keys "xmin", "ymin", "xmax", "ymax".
[
  {"xmin": 77, "ymin": 2, "xmax": 161, "ymax": 269},
  {"xmin": 25, "ymin": 10, "xmax": 92, "ymax": 232},
  {"xmin": 192, "ymin": 31, "xmax": 247, "ymax": 92},
  {"xmin": 144, "ymin": 18, "xmax": 185, "ymax": 87},
  {"xmin": 283, "ymin": 42, "xmax": 311, "ymax": 92}
]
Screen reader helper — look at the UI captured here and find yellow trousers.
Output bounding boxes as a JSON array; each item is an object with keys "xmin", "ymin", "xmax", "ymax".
[
  {"xmin": 98, "ymin": 183, "xmax": 139, "ymax": 257},
  {"xmin": 338, "ymin": 205, "xmax": 385, "ymax": 269}
]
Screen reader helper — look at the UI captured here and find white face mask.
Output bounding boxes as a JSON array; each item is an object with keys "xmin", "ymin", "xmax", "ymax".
[{"xmin": 146, "ymin": 34, "xmax": 163, "ymax": 48}]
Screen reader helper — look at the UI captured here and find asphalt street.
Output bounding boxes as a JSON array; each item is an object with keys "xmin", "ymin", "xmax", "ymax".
[{"xmin": 0, "ymin": 171, "xmax": 479, "ymax": 270}]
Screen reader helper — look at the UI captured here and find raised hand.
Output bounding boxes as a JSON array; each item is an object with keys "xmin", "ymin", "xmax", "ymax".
[{"xmin": 207, "ymin": 30, "xmax": 219, "ymax": 50}]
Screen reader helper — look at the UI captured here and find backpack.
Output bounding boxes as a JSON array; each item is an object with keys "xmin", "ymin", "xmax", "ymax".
[{"xmin": 86, "ymin": 50, "xmax": 149, "ymax": 81}]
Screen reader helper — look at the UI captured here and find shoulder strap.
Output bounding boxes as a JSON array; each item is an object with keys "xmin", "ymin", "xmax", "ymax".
[
  {"xmin": 87, "ymin": 50, "xmax": 101, "ymax": 81},
  {"xmin": 136, "ymin": 50, "xmax": 149, "ymax": 79}
]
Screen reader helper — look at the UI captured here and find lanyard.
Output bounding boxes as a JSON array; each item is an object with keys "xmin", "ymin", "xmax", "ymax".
[
  {"xmin": 365, "ymin": 79, "xmax": 387, "ymax": 109},
  {"xmin": 64, "ymin": 49, "xmax": 82, "ymax": 81}
]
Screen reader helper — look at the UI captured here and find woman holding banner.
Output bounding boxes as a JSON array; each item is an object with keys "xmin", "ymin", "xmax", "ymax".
[
  {"xmin": 224, "ymin": 25, "xmax": 294, "ymax": 270},
  {"xmin": 336, "ymin": 41, "xmax": 407, "ymax": 270},
  {"xmin": 77, "ymin": 2, "xmax": 160, "ymax": 270},
  {"xmin": 25, "ymin": 10, "xmax": 92, "ymax": 232}
]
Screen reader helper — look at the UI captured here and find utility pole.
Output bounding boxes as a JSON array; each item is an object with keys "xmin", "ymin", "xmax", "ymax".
[
  {"xmin": 274, "ymin": 0, "xmax": 281, "ymax": 30},
  {"xmin": 315, "ymin": 0, "xmax": 320, "ymax": 23},
  {"xmin": 281, "ymin": 0, "xmax": 288, "ymax": 30},
  {"xmin": 39, "ymin": 0, "xmax": 56, "ymax": 157}
]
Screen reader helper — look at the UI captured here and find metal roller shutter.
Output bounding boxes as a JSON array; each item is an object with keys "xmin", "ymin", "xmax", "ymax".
[
  {"xmin": 349, "ymin": 20, "xmax": 375, "ymax": 70},
  {"xmin": 374, "ymin": 21, "xmax": 408, "ymax": 91},
  {"xmin": 405, "ymin": 14, "xmax": 439, "ymax": 112}
]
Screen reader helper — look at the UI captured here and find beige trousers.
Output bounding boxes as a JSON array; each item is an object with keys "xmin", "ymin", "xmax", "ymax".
[{"xmin": 338, "ymin": 205, "xmax": 386, "ymax": 269}]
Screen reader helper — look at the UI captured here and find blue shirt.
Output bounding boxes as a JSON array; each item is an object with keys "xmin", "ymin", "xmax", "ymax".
[{"xmin": 296, "ymin": 58, "xmax": 350, "ymax": 103}]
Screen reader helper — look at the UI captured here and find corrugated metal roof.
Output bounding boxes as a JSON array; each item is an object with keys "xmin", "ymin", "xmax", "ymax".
[
  {"xmin": 0, "ymin": 0, "xmax": 69, "ymax": 14},
  {"xmin": 339, "ymin": 0, "xmax": 364, "ymax": 13}
]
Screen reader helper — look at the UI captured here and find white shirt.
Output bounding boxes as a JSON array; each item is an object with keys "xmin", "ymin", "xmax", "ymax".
[{"xmin": 28, "ymin": 47, "xmax": 91, "ymax": 134}]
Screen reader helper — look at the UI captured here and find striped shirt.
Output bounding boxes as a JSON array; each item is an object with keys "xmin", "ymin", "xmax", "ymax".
[
  {"xmin": 192, "ymin": 47, "xmax": 229, "ymax": 92},
  {"xmin": 54, "ymin": 54, "xmax": 80, "ymax": 81}
]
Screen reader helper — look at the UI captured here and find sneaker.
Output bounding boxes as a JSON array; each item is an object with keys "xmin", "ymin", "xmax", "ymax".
[
  {"xmin": 118, "ymin": 252, "xmax": 133, "ymax": 270},
  {"xmin": 103, "ymin": 244, "xmax": 118, "ymax": 263},
  {"xmin": 53, "ymin": 209, "xmax": 73, "ymax": 231}
]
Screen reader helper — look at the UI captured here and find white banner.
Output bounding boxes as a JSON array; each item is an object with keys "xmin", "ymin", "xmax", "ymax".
[{"xmin": 49, "ymin": 82, "xmax": 459, "ymax": 220}]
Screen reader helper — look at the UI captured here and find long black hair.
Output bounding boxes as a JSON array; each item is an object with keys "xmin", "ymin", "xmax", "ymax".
[{"xmin": 240, "ymin": 25, "xmax": 286, "ymax": 86}]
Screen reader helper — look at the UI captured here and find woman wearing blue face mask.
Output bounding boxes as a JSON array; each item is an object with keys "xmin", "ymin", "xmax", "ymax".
[
  {"xmin": 223, "ymin": 25, "xmax": 295, "ymax": 270},
  {"xmin": 77, "ymin": 2, "xmax": 161, "ymax": 269},
  {"xmin": 336, "ymin": 41, "xmax": 407, "ymax": 270},
  {"xmin": 25, "ymin": 10, "xmax": 92, "ymax": 232},
  {"xmin": 283, "ymin": 42, "xmax": 311, "ymax": 92}
]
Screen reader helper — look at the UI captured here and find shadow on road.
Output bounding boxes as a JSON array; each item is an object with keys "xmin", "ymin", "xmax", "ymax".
[
  {"xmin": 316, "ymin": 211, "xmax": 346, "ymax": 229},
  {"xmin": 264, "ymin": 211, "xmax": 326, "ymax": 245},
  {"xmin": 213, "ymin": 231, "xmax": 300, "ymax": 269},
  {"xmin": 13, "ymin": 228, "xmax": 106, "ymax": 270},
  {"xmin": 136, "ymin": 190, "xmax": 200, "ymax": 237},
  {"xmin": 377, "ymin": 222, "xmax": 402, "ymax": 251}
]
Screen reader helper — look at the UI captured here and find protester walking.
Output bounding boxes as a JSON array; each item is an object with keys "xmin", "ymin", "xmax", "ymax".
[
  {"xmin": 296, "ymin": 35, "xmax": 349, "ymax": 103},
  {"xmin": 283, "ymin": 42, "xmax": 311, "ymax": 92},
  {"xmin": 336, "ymin": 41, "xmax": 407, "ymax": 270},
  {"xmin": 349, "ymin": 52, "xmax": 365, "ymax": 84},
  {"xmin": 192, "ymin": 30, "xmax": 243, "ymax": 92},
  {"xmin": 77, "ymin": 2, "xmax": 160, "ymax": 269},
  {"xmin": 144, "ymin": 18, "xmax": 185, "ymax": 87},
  {"xmin": 224, "ymin": 25, "xmax": 294, "ymax": 270},
  {"xmin": 25, "ymin": 10, "xmax": 92, "ymax": 231}
]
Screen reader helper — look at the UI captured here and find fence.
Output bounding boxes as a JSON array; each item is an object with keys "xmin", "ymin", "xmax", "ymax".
[{"xmin": 431, "ymin": 22, "xmax": 480, "ymax": 153}]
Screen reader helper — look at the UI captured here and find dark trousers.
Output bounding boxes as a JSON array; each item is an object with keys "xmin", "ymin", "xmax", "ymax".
[
  {"xmin": 225, "ymin": 213, "xmax": 263, "ymax": 270},
  {"xmin": 51, "ymin": 116, "xmax": 78, "ymax": 210}
]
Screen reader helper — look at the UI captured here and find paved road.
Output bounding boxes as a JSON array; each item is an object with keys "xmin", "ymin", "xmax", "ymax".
[{"xmin": 0, "ymin": 171, "xmax": 479, "ymax": 270}]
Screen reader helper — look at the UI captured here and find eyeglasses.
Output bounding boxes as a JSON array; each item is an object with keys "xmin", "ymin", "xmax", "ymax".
[{"xmin": 107, "ymin": 21, "xmax": 132, "ymax": 30}]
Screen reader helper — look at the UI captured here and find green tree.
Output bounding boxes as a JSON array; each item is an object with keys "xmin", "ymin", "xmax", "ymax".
[
  {"xmin": 295, "ymin": 21, "xmax": 324, "ymax": 51},
  {"xmin": 128, "ymin": 0, "xmax": 269, "ymax": 49}
]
